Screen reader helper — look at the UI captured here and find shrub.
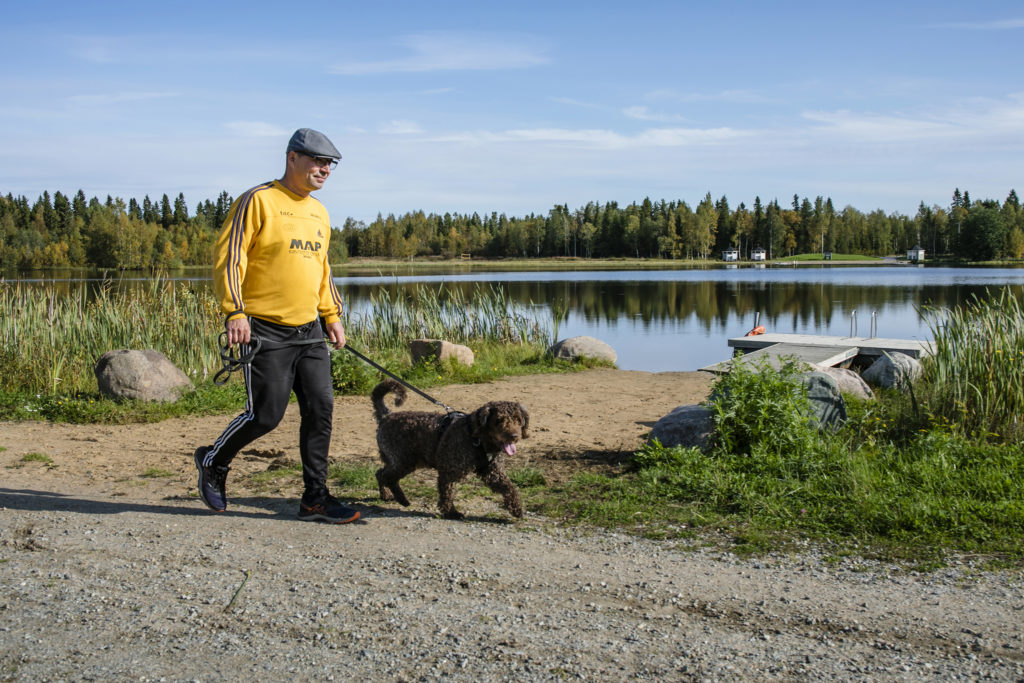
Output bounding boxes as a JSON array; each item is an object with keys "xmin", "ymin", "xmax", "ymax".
[{"xmin": 708, "ymin": 357, "xmax": 820, "ymax": 456}]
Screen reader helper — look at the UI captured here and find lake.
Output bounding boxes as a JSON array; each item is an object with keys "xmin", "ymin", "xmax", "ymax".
[
  {"xmin": 12, "ymin": 264, "xmax": 1024, "ymax": 373},
  {"xmin": 335, "ymin": 265, "xmax": 1024, "ymax": 372}
]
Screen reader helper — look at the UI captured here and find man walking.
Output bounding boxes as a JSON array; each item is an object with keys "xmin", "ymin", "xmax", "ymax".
[{"xmin": 194, "ymin": 128, "xmax": 359, "ymax": 524}]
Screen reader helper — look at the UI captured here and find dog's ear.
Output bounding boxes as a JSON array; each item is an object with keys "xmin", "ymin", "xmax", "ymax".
[
  {"xmin": 517, "ymin": 403, "xmax": 529, "ymax": 439},
  {"xmin": 471, "ymin": 405, "xmax": 492, "ymax": 437}
]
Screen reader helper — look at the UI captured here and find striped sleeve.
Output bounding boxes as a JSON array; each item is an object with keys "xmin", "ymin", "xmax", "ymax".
[
  {"xmin": 213, "ymin": 182, "xmax": 274, "ymax": 320},
  {"xmin": 318, "ymin": 239, "xmax": 344, "ymax": 324}
]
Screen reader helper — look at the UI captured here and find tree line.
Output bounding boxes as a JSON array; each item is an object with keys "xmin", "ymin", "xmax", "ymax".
[{"xmin": 2, "ymin": 187, "xmax": 1021, "ymax": 271}]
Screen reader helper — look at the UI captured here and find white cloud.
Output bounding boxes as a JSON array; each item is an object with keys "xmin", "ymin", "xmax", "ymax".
[
  {"xmin": 331, "ymin": 32, "xmax": 548, "ymax": 75},
  {"xmin": 224, "ymin": 121, "xmax": 290, "ymax": 137},
  {"xmin": 646, "ymin": 88, "xmax": 775, "ymax": 105},
  {"xmin": 928, "ymin": 18, "xmax": 1024, "ymax": 30},
  {"xmin": 65, "ymin": 91, "xmax": 180, "ymax": 106},
  {"xmin": 428, "ymin": 126, "xmax": 749, "ymax": 149},
  {"xmin": 378, "ymin": 120, "xmax": 423, "ymax": 135},
  {"xmin": 552, "ymin": 96, "xmax": 604, "ymax": 109},
  {"xmin": 622, "ymin": 106, "xmax": 685, "ymax": 122},
  {"xmin": 802, "ymin": 94, "xmax": 1024, "ymax": 143}
]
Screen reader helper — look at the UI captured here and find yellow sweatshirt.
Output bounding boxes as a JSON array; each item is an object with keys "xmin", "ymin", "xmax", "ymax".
[{"xmin": 214, "ymin": 180, "xmax": 343, "ymax": 326}]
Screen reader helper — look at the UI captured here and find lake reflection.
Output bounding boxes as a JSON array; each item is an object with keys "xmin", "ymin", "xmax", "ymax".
[
  {"xmin": 11, "ymin": 265, "xmax": 1024, "ymax": 372},
  {"xmin": 336, "ymin": 266, "xmax": 1024, "ymax": 372}
]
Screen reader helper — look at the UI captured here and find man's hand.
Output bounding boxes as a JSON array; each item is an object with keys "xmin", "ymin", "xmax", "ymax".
[
  {"xmin": 325, "ymin": 320, "xmax": 347, "ymax": 350},
  {"xmin": 225, "ymin": 317, "xmax": 251, "ymax": 346}
]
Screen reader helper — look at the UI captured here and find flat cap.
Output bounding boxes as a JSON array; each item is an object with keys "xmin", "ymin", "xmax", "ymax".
[{"xmin": 287, "ymin": 128, "xmax": 342, "ymax": 160}]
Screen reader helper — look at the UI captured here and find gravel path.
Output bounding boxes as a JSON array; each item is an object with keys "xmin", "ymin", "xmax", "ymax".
[
  {"xmin": 2, "ymin": 370, "xmax": 1023, "ymax": 680},
  {"xmin": 2, "ymin": 488, "xmax": 1022, "ymax": 681}
]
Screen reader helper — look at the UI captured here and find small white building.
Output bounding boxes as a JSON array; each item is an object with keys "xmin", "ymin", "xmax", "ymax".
[
  {"xmin": 751, "ymin": 248, "xmax": 766, "ymax": 261},
  {"xmin": 722, "ymin": 249, "xmax": 739, "ymax": 262},
  {"xmin": 907, "ymin": 245, "xmax": 925, "ymax": 262}
]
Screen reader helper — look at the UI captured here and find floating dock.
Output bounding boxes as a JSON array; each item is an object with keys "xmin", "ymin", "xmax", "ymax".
[{"xmin": 700, "ymin": 333, "xmax": 934, "ymax": 374}]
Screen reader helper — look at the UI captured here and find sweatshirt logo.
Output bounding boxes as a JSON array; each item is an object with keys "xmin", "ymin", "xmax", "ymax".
[{"xmin": 290, "ymin": 238, "xmax": 322, "ymax": 253}]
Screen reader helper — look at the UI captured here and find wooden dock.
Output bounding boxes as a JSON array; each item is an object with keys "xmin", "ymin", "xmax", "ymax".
[{"xmin": 700, "ymin": 333, "xmax": 934, "ymax": 374}]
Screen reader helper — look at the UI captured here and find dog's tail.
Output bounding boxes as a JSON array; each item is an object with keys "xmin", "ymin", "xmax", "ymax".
[{"xmin": 371, "ymin": 379, "xmax": 406, "ymax": 423}]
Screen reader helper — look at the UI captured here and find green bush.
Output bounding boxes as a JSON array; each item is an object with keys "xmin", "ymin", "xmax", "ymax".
[{"xmin": 708, "ymin": 357, "xmax": 820, "ymax": 456}]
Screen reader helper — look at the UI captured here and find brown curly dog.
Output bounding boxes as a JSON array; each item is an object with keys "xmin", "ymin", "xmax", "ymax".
[{"xmin": 371, "ymin": 379, "xmax": 529, "ymax": 520}]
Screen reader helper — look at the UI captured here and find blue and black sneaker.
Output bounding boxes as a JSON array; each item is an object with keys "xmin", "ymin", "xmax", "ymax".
[
  {"xmin": 193, "ymin": 446, "xmax": 229, "ymax": 512},
  {"xmin": 298, "ymin": 491, "xmax": 360, "ymax": 524}
]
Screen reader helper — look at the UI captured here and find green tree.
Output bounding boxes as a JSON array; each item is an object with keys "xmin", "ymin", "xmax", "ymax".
[{"xmin": 961, "ymin": 204, "xmax": 1007, "ymax": 261}]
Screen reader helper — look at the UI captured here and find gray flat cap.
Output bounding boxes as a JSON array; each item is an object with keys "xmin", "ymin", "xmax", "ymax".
[{"xmin": 287, "ymin": 128, "xmax": 342, "ymax": 160}]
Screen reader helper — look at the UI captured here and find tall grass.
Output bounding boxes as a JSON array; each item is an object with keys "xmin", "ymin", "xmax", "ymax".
[
  {"xmin": 920, "ymin": 287, "xmax": 1024, "ymax": 442},
  {"xmin": 1, "ymin": 277, "xmax": 223, "ymax": 394},
  {"xmin": 1, "ymin": 278, "xmax": 553, "ymax": 397},
  {"xmin": 348, "ymin": 283, "xmax": 549, "ymax": 351}
]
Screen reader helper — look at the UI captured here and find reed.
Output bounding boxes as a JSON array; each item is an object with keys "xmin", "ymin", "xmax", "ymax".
[
  {"xmin": 347, "ymin": 283, "xmax": 550, "ymax": 353},
  {"xmin": 920, "ymin": 288, "xmax": 1024, "ymax": 442},
  {"xmin": 1, "ymin": 277, "xmax": 223, "ymax": 394},
  {"xmin": 1, "ymin": 278, "xmax": 552, "ymax": 397}
]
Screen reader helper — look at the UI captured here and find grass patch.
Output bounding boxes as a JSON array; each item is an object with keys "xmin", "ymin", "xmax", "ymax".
[
  {"xmin": 510, "ymin": 467, "xmax": 547, "ymax": 488},
  {"xmin": 0, "ymin": 382, "xmax": 247, "ymax": 423},
  {"xmin": 328, "ymin": 464, "xmax": 377, "ymax": 490},
  {"xmin": 141, "ymin": 467, "xmax": 176, "ymax": 478},
  {"xmin": 527, "ymin": 345, "xmax": 1024, "ymax": 563},
  {"xmin": 20, "ymin": 452, "xmax": 53, "ymax": 464}
]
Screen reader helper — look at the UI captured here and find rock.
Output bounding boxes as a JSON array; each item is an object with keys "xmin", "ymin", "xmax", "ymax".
[
  {"xmin": 800, "ymin": 371, "xmax": 847, "ymax": 430},
  {"xmin": 861, "ymin": 352, "xmax": 923, "ymax": 389},
  {"xmin": 94, "ymin": 349, "xmax": 193, "ymax": 402},
  {"xmin": 410, "ymin": 339, "xmax": 475, "ymax": 366},
  {"xmin": 549, "ymin": 336, "xmax": 617, "ymax": 364},
  {"xmin": 812, "ymin": 365, "xmax": 874, "ymax": 400},
  {"xmin": 648, "ymin": 404, "xmax": 714, "ymax": 451}
]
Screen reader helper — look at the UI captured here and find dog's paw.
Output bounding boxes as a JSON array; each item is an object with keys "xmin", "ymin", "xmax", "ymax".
[{"xmin": 442, "ymin": 510, "xmax": 465, "ymax": 520}]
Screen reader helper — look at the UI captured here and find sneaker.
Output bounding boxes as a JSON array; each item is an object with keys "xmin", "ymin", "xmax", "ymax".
[
  {"xmin": 298, "ymin": 492, "xmax": 360, "ymax": 524},
  {"xmin": 194, "ymin": 446, "xmax": 229, "ymax": 512}
]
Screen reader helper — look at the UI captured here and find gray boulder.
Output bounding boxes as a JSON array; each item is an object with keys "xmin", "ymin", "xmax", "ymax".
[
  {"xmin": 648, "ymin": 404, "xmax": 714, "ymax": 451},
  {"xmin": 549, "ymin": 336, "xmax": 617, "ymax": 364},
  {"xmin": 862, "ymin": 352, "xmax": 923, "ymax": 389},
  {"xmin": 410, "ymin": 339, "xmax": 475, "ymax": 366},
  {"xmin": 94, "ymin": 349, "xmax": 193, "ymax": 402},
  {"xmin": 800, "ymin": 371, "xmax": 847, "ymax": 430},
  {"xmin": 812, "ymin": 365, "xmax": 874, "ymax": 400}
]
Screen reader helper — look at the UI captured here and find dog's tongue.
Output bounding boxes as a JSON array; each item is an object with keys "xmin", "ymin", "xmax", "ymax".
[{"xmin": 503, "ymin": 442, "xmax": 517, "ymax": 456}]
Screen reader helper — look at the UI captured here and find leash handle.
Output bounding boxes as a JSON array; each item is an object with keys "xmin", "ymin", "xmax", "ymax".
[{"xmin": 213, "ymin": 333, "xmax": 263, "ymax": 385}]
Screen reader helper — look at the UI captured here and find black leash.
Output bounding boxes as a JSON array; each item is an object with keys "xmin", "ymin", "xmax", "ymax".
[
  {"xmin": 212, "ymin": 332, "xmax": 263, "ymax": 386},
  {"xmin": 341, "ymin": 344, "xmax": 460, "ymax": 414},
  {"xmin": 213, "ymin": 333, "xmax": 460, "ymax": 413}
]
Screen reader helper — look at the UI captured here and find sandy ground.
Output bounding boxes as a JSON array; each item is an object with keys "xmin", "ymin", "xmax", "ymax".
[
  {"xmin": 3, "ymin": 369, "xmax": 1023, "ymax": 681},
  {"xmin": 0, "ymin": 369, "xmax": 716, "ymax": 503}
]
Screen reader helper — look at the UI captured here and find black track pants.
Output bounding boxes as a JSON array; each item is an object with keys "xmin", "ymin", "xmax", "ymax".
[{"xmin": 204, "ymin": 317, "xmax": 334, "ymax": 497}]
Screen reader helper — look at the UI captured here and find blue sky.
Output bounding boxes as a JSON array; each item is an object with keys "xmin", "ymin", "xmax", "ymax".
[{"xmin": 1, "ymin": 1, "xmax": 1021, "ymax": 223}]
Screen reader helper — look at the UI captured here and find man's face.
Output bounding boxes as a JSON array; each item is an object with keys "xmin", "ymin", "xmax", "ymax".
[{"xmin": 289, "ymin": 152, "xmax": 334, "ymax": 193}]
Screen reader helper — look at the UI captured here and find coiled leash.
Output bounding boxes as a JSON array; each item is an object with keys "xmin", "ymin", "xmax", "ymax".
[
  {"xmin": 212, "ymin": 332, "xmax": 262, "ymax": 385},
  {"xmin": 212, "ymin": 332, "xmax": 461, "ymax": 414}
]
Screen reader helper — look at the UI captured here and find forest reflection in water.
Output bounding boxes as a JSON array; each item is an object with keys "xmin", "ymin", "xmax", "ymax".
[
  {"xmin": 338, "ymin": 266, "xmax": 1024, "ymax": 371},
  {"xmin": 11, "ymin": 265, "xmax": 1024, "ymax": 372}
]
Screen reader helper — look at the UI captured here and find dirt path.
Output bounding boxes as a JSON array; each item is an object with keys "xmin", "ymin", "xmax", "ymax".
[
  {"xmin": 2, "ymin": 369, "xmax": 1023, "ymax": 680},
  {"xmin": 0, "ymin": 369, "xmax": 715, "ymax": 502}
]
